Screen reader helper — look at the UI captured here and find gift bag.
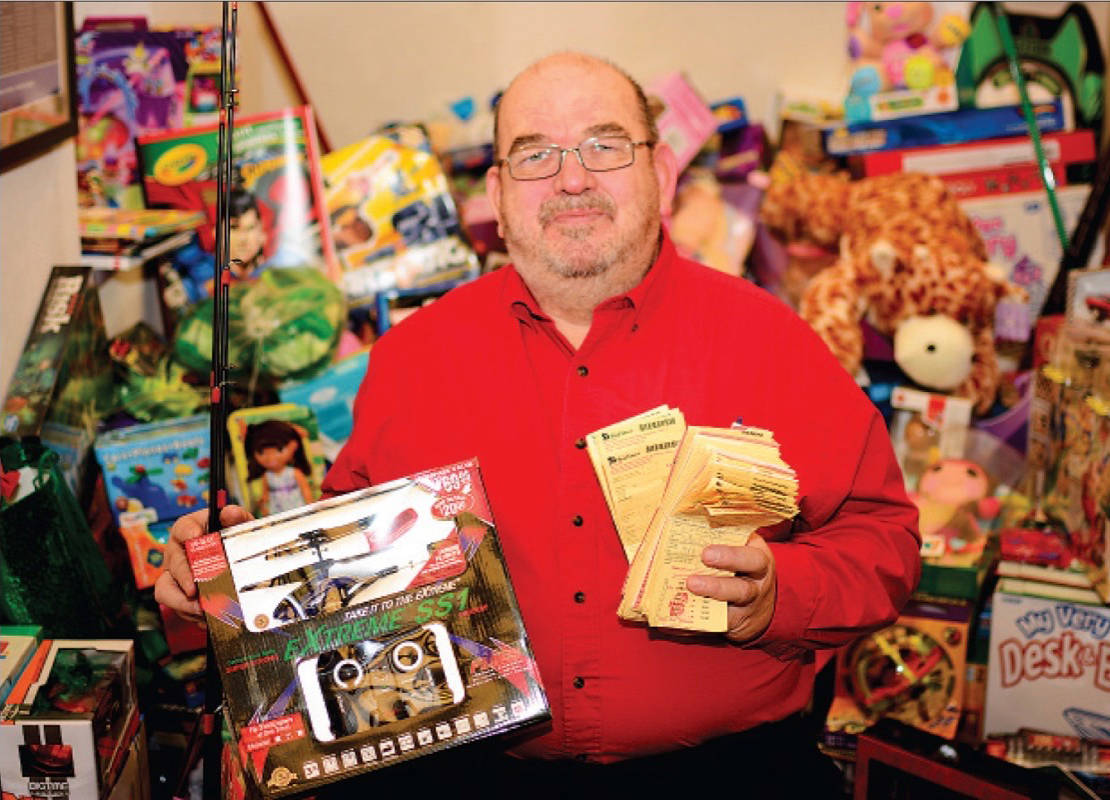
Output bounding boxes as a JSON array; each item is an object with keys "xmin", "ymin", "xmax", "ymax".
[{"xmin": 0, "ymin": 438, "xmax": 124, "ymax": 636}]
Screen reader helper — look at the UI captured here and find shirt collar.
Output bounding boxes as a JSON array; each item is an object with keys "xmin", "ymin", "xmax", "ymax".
[{"xmin": 503, "ymin": 229, "xmax": 679, "ymax": 328}]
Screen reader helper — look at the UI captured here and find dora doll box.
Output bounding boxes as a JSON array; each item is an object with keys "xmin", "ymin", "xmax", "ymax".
[
  {"xmin": 0, "ymin": 639, "xmax": 138, "ymax": 800},
  {"xmin": 185, "ymin": 458, "xmax": 549, "ymax": 798},
  {"xmin": 227, "ymin": 403, "xmax": 327, "ymax": 519}
]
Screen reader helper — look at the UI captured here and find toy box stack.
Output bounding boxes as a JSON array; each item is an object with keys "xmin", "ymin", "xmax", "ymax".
[
  {"xmin": 0, "ymin": 625, "xmax": 42, "ymax": 702},
  {"xmin": 93, "ymin": 414, "xmax": 211, "ymax": 589},
  {"xmin": 185, "ymin": 458, "xmax": 548, "ymax": 797},
  {"xmin": 75, "ymin": 19, "xmax": 222, "ymax": 209}
]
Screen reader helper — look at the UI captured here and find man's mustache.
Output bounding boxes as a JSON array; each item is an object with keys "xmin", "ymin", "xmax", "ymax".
[{"xmin": 538, "ymin": 193, "xmax": 615, "ymax": 226}]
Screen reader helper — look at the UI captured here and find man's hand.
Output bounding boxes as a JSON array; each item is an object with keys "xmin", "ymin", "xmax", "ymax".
[
  {"xmin": 685, "ymin": 534, "xmax": 776, "ymax": 644},
  {"xmin": 154, "ymin": 505, "xmax": 254, "ymax": 624}
]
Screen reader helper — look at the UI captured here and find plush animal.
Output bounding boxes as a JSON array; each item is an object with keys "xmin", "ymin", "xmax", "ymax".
[{"xmin": 760, "ymin": 171, "xmax": 1025, "ymax": 414}]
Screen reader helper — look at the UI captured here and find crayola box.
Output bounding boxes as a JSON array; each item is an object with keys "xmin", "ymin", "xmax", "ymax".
[{"xmin": 185, "ymin": 458, "xmax": 549, "ymax": 798}]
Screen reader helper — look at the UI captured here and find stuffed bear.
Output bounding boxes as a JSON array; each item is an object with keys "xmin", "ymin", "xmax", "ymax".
[{"xmin": 760, "ymin": 171, "xmax": 1025, "ymax": 415}]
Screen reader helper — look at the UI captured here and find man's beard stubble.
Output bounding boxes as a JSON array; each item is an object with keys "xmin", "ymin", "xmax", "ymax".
[{"xmin": 503, "ymin": 190, "xmax": 653, "ymax": 281}]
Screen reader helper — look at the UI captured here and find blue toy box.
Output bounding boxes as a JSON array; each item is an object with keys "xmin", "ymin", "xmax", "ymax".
[
  {"xmin": 824, "ymin": 97, "xmax": 1067, "ymax": 155},
  {"xmin": 93, "ymin": 414, "xmax": 210, "ymax": 527}
]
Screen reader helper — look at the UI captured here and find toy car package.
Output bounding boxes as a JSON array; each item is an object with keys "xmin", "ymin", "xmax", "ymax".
[{"xmin": 186, "ymin": 458, "xmax": 549, "ymax": 797}]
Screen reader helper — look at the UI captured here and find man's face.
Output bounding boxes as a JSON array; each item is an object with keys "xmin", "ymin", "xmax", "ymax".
[
  {"xmin": 486, "ymin": 57, "xmax": 676, "ymax": 288},
  {"xmin": 229, "ymin": 207, "xmax": 268, "ymax": 274}
]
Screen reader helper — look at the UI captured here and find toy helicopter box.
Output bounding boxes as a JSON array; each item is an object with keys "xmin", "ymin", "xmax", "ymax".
[
  {"xmin": 185, "ymin": 458, "xmax": 550, "ymax": 798},
  {"xmin": 0, "ymin": 639, "xmax": 139, "ymax": 800},
  {"xmin": 984, "ymin": 590, "xmax": 1110, "ymax": 740}
]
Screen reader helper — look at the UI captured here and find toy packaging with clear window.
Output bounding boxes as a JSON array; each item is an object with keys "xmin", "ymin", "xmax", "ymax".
[{"xmin": 185, "ymin": 458, "xmax": 549, "ymax": 797}]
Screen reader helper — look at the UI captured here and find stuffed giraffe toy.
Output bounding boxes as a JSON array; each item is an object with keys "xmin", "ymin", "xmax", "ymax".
[{"xmin": 761, "ymin": 171, "xmax": 1026, "ymax": 414}]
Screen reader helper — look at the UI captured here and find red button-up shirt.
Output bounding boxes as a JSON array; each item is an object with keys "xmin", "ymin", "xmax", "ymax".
[{"xmin": 323, "ymin": 233, "xmax": 921, "ymax": 761}]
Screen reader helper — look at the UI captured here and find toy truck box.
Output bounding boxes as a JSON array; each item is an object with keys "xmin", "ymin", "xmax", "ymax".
[
  {"xmin": 984, "ymin": 591, "xmax": 1110, "ymax": 739},
  {"xmin": 186, "ymin": 458, "xmax": 549, "ymax": 798},
  {"xmin": 0, "ymin": 639, "xmax": 139, "ymax": 800}
]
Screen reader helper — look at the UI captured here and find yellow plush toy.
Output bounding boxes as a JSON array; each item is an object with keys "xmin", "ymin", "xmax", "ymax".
[{"xmin": 761, "ymin": 171, "xmax": 1025, "ymax": 414}]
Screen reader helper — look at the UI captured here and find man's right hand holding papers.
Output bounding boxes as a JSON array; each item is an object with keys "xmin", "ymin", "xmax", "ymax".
[{"xmin": 589, "ymin": 409, "xmax": 800, "ymax": 639}]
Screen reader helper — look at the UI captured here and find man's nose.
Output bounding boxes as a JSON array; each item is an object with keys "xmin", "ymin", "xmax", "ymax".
[{"xmin": 554, "ymin": 148, "xmax": 595, "ymax": 194}]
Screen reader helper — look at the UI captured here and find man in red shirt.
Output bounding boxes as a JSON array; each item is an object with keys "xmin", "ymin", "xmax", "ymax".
[{"xmin": 158, "ymin": 51, "xmax": 920, "ymax": 795}]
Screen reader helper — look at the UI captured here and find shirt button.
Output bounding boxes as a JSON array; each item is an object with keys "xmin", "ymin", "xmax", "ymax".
[
  {"xmin": 574, "ymin": 438, "xmax": 586, "ymax": 449},
  {"xmin": 631, "ymin": 323, "xmax": 639, "ymax": 332},
  {"xmin": 572, "ymin": 515, "xmax": 583, "ymax": 527},
  {"xmin": 576, "ymin": 365, "xmax": 589, "ymax": 377},
  {"xmin": 574, "ymin": 591, "xmax": 585, "ymax": 603},
  {"xmin": 573, "ymin": 676, "xmax": 585, "ymax": 689}
]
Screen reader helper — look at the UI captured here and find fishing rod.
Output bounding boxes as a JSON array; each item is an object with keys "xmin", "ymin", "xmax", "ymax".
[{"xmin": 184, "ymin": 2, "xmax": 238, "ymax": 798}]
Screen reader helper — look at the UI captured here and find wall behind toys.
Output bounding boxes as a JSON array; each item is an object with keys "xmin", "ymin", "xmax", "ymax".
[{"xmin": 2, "ymin": 2, "xmax": 1109, "ymax": 394}]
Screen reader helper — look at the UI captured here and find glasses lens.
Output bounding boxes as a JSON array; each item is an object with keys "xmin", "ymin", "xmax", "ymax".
[
  {"xmin": 509, "ymin": 147, "xmax": 558, "ymax": 179},
  {"xmin": 579, "ymin": 136, "xmax": 634, "ymax": 171}
]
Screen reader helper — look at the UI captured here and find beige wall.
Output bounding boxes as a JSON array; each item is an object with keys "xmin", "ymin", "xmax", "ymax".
[{"xmin": 3, "ymin": 1, "xmax": 1109, "ymax": 393}]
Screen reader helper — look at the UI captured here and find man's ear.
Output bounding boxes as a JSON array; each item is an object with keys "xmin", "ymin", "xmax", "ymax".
[
  {"xmin": 485, "ymin": 163, "xmax": 506, "ymax": 238},
  {"xmin": 651, "ymin": 141, "xmax": 679, "ymax": 217}
]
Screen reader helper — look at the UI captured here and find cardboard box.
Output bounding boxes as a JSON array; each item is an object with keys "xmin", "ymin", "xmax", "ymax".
[
  {"xmin": 824, "ymin": 98, "xmax": 1067, "ymax": 156},
  {"xmin": 645, "ymin": 72, "xmax": 718, "ymax": 172},
  {"xmin": 186, "ymin": 458, "xmax": 549, "ymax": 797},
  {"xmin": 852, "ymin": 129, "xmax": 1096, "ymax": 180},
  {"xmin": 0, "ymin": 639, "xmax": 139, "ymax": 799},
  {"xmin": 94, "ymin": 414, "xmax": 211, "ymax": 528},
  {"xmin": 984, "ymin": 591, "xmax": 1110, "ymax": 739},
  {"xmin": 961, "ymin": 185, "xmax": 1106, "ymax": 323}
]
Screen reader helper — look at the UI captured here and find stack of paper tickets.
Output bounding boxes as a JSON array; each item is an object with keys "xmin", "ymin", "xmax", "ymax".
[{"xmin": 589, "ymin": 409, "xmax": 800, "ymax": 633}]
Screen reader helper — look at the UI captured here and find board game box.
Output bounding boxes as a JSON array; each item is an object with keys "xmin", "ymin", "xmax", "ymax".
[
  {"xmin": 185, "ymin": 458, "xmax": 549, "ymax": 797},
  {"xmin": 1, "ymin": 266, "xmax": 110, "ymax": 438}
]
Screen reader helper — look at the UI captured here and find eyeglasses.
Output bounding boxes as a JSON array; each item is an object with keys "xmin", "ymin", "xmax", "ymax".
[{"xmin": 502, "ymin": 135, "xmax": 653, "ymax": 181}]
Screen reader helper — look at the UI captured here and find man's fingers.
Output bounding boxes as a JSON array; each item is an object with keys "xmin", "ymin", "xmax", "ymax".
[
  {"xmin": 153, "ymin": 570, "xmax": 205, "ymax": 624},
  {"xmin": 220, "ymin": 504, "xmax": 253, "ymax": 528},
  {"xmin": 686, "ymin": 573, "xmax": 760, "ymax": 605},
  {"xmin": 700, "ymin": 540, "xmax": 771, "ymax": 579}
]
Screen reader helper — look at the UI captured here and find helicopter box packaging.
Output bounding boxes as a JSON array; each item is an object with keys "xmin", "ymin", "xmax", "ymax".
[
  {"xmin": 983, "ymin": 590, "xmax": 1110, "ymax": 740},
  {"xmin": 185, "ymin": 458, "xmax": 550, "ymax": 798}
]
